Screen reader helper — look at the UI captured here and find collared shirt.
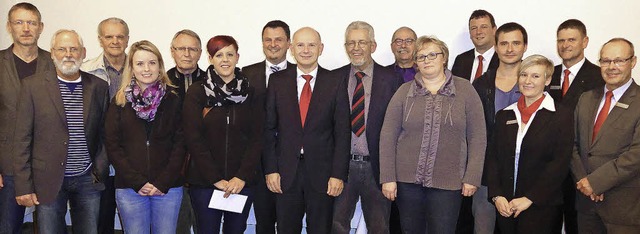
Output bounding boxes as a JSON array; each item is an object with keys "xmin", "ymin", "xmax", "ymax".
[
  {"xmin": 392, "ymin": 63, "xmax": 417, "ymax": 83},
  {"xmin": 470, "ymin": 47, "xmax": 496, "ymax": 83},
  {"xmin": 170, "ymin": 66, "xmax": 204, "ymax": 98},
  {"xmin": 265, "ymin": 60, "xmax": 288, "ymax": 87},
  {"xmin": 348, "ymin": 63, "xmax": 373, "ymax": 156},
  {"xmin": 595, "ymin": 77, "xmax": 634, "ymax": 123},
  {"xmin": 560, "ymin": 57, "xmax": 586, "ymax": 88},
  {"xmin": 503, "ymin": 93, "xmax": 556, "ymax": 194},
  {"xmin": 296, "ymin": 66, "xmax": 318, "ymax": 100},
  {"xmin": 103, "ymin": 56, "xmax": 124, "ymax": 99}
]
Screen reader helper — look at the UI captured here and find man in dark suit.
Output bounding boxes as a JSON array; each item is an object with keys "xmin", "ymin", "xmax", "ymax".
[
  {"xmin": 549, "ymin": 19, "xmax": 604, "ymax": 234},
  {"xmin": 331, "ymin": 21, "xmax": 402, "ymax": 234},
  {"xmin": 451, "ymin": 9, "xmax": 499, "ymax": 83},
  {"xmin": 14, "ymin": 29, "xmax": 109, "ymax": 234},
  {"xmin": 0, "ymin": 3, "xmax": 49, "ymax": 233},
  {"xmin": 572, "ymin": 38, "xmax": 640, "ymax": 233},
  {"xmin": 242, "ymin": 20, "xmax": 293, "ymax": 234},
  {"xmin": 264, "ymin": 27, "xmax": 350, "ymax": 234}
]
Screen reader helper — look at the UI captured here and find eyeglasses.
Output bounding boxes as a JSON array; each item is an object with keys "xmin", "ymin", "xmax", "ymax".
[
  {"xmin": 53, "ymin": 47, "xmax": 81, "ymax": 54},
  {"xmin": 393, "ymin": 38, "xmax": 415, "ymax": 46},
  {"xmin": 172, "ymin": 47, "xmax": 201, "ymax": 53},
  {"xmin": 599, "ymin": 56, "xmax": 634, "ymax": 67},
  {"xmin": 10, "ymin": 20, "xmax": 40, "ymax": 27},
  {"xmin": 345, "ymin": 40, "xmax": 370, "ymax": 49},
  {"xmin": 415, "ymin": 52, "xmax": 444, "ymax": 62}
]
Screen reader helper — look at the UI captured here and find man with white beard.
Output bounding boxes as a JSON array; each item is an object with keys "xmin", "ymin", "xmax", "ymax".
[{"xmin": 14, "ymin": 29, "xmax": 109, "ymax": 234}]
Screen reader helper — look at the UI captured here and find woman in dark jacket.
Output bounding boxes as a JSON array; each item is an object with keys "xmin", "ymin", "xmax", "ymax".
[
  {"xmin": 487, "ymin": 55, "xmax": 573, "ymax": 233},
  {"xmin": 183, "ymin": 35, "xmax": 264, "ymax": 234},
  {"xmin": 105, "ymin": 40, "xmax": 185, "ymax": 234}
]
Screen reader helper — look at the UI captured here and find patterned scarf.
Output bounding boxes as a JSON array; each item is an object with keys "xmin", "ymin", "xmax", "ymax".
[
  {"xmin": 203, "ymin": 65, "xmax": 248, "ymax": 107},
  {"xmin": 125, "ymin": 79, "xmax": 166, "ymax": 122},
  {"xmin": 516, "ymin": 95, "xmax": 545, "ymax": 124}
]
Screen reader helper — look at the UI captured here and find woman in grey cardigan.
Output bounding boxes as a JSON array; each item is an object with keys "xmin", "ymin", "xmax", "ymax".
[{"xmin": 380, "ymin": 35, "xmax": 486, "ymax": 234}]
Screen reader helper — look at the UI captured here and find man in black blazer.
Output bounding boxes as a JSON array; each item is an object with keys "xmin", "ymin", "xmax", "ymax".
[
  {"xmin": 14, "ymin": 30, "xmax": 109, "ymax": 234},
  {"xmin": 451, "ymin": 10, "xmax": 499, "ymax": 83},
  {"xmin": 242, "ymin": 20, "xmax": 293, "ymax": 234},
  {"xmin": 331, "ymin": 21, "xmax": 403, "ymax": 234},
  {"xmin": 264, "ymin": 27, "xmax": 350, "ymax": 234},
  {"xmin": 0, "ymin": 3, "xmax": 49, "ymax": 233},
  {"xmin": 549, "ymin": 19, "xmax": 604, "ymax": 234}
]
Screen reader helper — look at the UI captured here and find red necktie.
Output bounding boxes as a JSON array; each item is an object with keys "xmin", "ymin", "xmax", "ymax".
[
  {"xmin": 351, "ymin": 72, "xmax": 366, "ymax": 136},
  {"xmin": 300, "ymin": 74, "xmax": 313, "ymax": 127},
  {"xmin": 562, "ymin": 69, "xmax": 570, "ymax": 96},
  {"xmin": 474, "ymin": 55, "xmax": 484, "ymax": 79},
  {"xmin": 592, "ymin": 91, "xmax": 613, "ymax": 142}
]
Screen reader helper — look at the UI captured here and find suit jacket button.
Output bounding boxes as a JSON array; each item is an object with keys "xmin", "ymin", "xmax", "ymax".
[
  {"xmin": 60, "ymin": 162, "xmax": 64, "ymax": 166},
  {"xmin": 63, "ymin": 141, "xmax": 67, "ymax": 145}
]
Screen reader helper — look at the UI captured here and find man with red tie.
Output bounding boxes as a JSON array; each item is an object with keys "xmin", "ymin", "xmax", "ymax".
[
  {"xmin": 451, "ymin": 9, "xmax": 500, "ymax": 83},
  {"xmin": 548, "ymin": 19, "xmax": 604, "ymax": 234},
  {"xmin": 571, "ymin": 38, "xmax": 640, "ymax": 233},
  {"xmin": 263, "ymin": 27, "xmax": 350, "ymax": 234}
]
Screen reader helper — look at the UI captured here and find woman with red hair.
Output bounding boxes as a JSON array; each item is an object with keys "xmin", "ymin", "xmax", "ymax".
[{"xmin": 183, "ymin": 35, "xmax": 264, "ymax": 233}]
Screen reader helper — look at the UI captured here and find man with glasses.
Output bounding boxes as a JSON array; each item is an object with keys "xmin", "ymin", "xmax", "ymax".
[
  {"xmin": 242, "ymin": 20, "xmax": 293, "ymax": 234},
  {"xmin": 387, "ymin": 26, "xmax": 417, "ymax": 83},
  {"xmin": 0, "ymin": 3, "xmax": 50, "ymax": 233},
  {"xmin": 80, "ymin": 17, "xmax": 129, "ymax": 234},
  {"xmin": 332, "ymin": 21, "xmax": 402, "ymax": 234},
  {"xmin": 452, "ymin": 10, "xmax": 499, "ymax": 83},
  {"xmin": 549, "ymin": 19, "xmax": 603, "ymax": 234},
  {"xmin": 14, "ymin": 29, "xmax": 109, "ymax": 234},
  {"xmin": 168, "ymin": 29, "xmax": 205, "ymax": 99},
  {"xmin": 571, "ymin": 38, "xmax": 640, "ymax": 233}
]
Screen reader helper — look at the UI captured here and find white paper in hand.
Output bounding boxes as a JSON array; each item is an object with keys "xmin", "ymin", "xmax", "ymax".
[{"xmin": 208, "ymin": 190, "xmax": 248, "ymax": 213}]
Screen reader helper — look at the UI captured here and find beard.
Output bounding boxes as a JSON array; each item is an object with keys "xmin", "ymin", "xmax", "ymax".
[
  {"xmin": 53, "ymin": 57, "xmax": 81, "ymax": 76},
  {"xmin": 349, "ymin": 57, "xmax": 366, "ymax": 67}
]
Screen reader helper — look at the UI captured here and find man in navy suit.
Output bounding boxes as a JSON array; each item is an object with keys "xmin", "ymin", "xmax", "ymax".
[
  {"xmin": 331, "ymin": 21, "xmax": 403, "ymax": 234},
  {"xmin": 242, "ymin": 20, "xmax": 294, "ymax": 234},
  {"xmin": 451, "ymin": 9, "xmax": 500, "ymax": 83},
  {"xmin": 264, "ymin": 27, "xmax": 350, "ymax": 234},
  {"xmin": 549, "ymin": 19, "xmax": 603, "ymax": 234}
]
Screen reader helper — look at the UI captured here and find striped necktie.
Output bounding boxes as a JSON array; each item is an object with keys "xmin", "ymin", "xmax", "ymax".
[{"xmin": 351, "ymin": 72, "xmax": 366, "ymax": 136}]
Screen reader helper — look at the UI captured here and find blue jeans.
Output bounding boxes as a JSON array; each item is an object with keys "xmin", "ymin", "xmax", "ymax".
[
  {"xmin": 37, "ymin": 173, "xmax": 102, "ymax": 234},
  {"xmin": 0, "ymin": 175, "xmax": 25, "ymax": 234},
  {"xmin": 190, "ymin": 187, "xmax": 253, "ymax": 234},
  {"xmin": 332, "ymin": 160, "xmax": 390, "ymax": 234},
  {"xmin": 116, "ymin": 187, "xmax": 183, "ymax": 234},
  {"xmin": 396, "ymin": 183, "xmax": 462, "ymax": 234}
]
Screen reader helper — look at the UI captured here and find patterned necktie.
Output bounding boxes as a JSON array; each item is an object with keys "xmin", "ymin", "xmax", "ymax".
[
  {"xmin": 474, "ymin": 55, "xmax": 484, "ymax": 79},
  {"xmin": 270, "ymin": 65, "xmax": 280, "ymax": 73},
  {"xmin": 184, "ymin": 74, "xmax": 192, "ymax": 92},
  {"xmin": 562, "ymin": 69, "xmax": 570, "ymax": 96},
  {"xmin": 300, "ymin": 75, "xmax": 313, "ymax": 127},
  {"xmin": 351, "ymin": 72, "xmax": 366, "ymax": 136},
  {"xmin": 593, "ymin": 90, "xmax": 613, "ymax": 143}
]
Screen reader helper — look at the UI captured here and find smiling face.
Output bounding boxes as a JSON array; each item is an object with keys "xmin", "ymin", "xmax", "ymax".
[
  {"xmin": 518, "ymin": 64, "xmax": 551, "ymax": 101},
  {"xmin": 7, "ymin": 8, "xmax": 43, "ymax": 47},
  {"xmin": 132, "ymin": 50, "xmax": 161, "ymax": 90},
  {"xmin": 171, "ymin": 33, "xmax": 202, "ymax": 73},
  {"xmin": 262, "ymin": 27, "xmax": 290, "ymax": 64},
  {"xmin": 469, "ymin": 16, "xmax": 496, "ymax": 52},
  {"xmin": 345, "ymin": 29, "xmax": 376, "ymax": 70},
  {"xmin": 290, "ymin": 27, "xmax": 323, "ymax": 73},
  {"xmin": 209, "ymin": 45, "xmax": 239, "ymax": 81},
  {"xmin": 99, "ymin": 21, "xmax": 129, "ymax": 58},
  {"xmin": 496, "ymin": 30, "xmax": 527, "ymax": 65},
  {"xmin": 557, "ymin": 28, "xmax": 588, "ymax": 67},
  {"xmin": 600, "ymin": 40, "xmax": 637, "ymax": 91},
  {"xmin": 391, "ymin": 28, "xmax": 416, "ymax": 66}
]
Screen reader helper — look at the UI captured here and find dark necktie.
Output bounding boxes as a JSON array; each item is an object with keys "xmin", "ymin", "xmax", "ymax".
[
  {"xmin": 270, "ymin": 65, "xmax": 280, "ymax": 73},
  {"xmin": 562, "ymin": 69, "xmax": 570, "ymax": 96},
  {"xmin": 351, "ymin": 72, "xmax": 366, "ymax": 136},
  {"xmin": 593, "ymin": 90, "xmax": 613, "ymax": 143},
  {"xmin": 300, "ymin": 75, "xmax": 313, "ymax": 127},
  {"xmin": 474, "ymin": 55, "xmax": 484, "ymax": 79}
]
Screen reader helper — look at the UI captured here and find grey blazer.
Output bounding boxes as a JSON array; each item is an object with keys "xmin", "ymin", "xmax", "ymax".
[
  {"xmin": 13, "ymin": 66, "xmax": 110, "ymax": 205},
  {"xmin": 571, "ymin": 81, "xmax": 640, "ymax": 226},
  {"xmin": 0, "ymin": 46, "xmax": 52, "ymax": 176}
]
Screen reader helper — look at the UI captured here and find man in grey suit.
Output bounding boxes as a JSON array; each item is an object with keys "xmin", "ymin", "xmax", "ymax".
[
  {"xmin": 572, "ymin": 38, "xmax": 640, "ymax": 233},
  {"xmin": 0, "ymin": 3, "xmax": 50, "ymax": 233},
  {"xmin": 14, "ymin": 29, "xmax": 109, "ymax": 234}
]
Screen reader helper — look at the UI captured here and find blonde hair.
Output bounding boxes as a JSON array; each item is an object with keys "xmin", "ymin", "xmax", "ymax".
[
  {"xmin": 414, "ymin": 35, "xmax": 449, "ymax": 67},
  {"xmin": 115, "ymin": 40, "xmax": 174, "ymax": 106},
  {"xmin": 518, "ymin": 54, "xmax": 554, "ymax": 80}
]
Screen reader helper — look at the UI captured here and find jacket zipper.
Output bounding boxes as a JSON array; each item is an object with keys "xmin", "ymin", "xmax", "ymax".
[
  {"xmin": 146, "ymin": 139, "xmax": 150, "ymax": 181},
  {"xmin": 224, "ymin": 108, "xmax": 230, "ymax": 179}
]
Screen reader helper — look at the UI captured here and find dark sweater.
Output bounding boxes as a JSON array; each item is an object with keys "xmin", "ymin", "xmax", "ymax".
[
  {"xmin": 105, "ymin": 87, "xmax": 185, "ymax": 193},
  {"xmin": 183, "ymin": 78, "xmax": 265, "ymax": 188}
]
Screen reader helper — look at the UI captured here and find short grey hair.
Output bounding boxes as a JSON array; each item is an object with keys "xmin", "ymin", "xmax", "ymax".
[
  {"xmin": 98, "ymin": 17, "xmax": 129, "ymax": 36},
  {"xmin": 50, "ymin": 29, "xmax": 84, "ymax": 50},
  {"xmin": 345, "ymin": 21, "xmax": 375, "ymax": 43},
  {"xmin": 171, "ymin": 29, "xmax": 202, "ymax": 48}
]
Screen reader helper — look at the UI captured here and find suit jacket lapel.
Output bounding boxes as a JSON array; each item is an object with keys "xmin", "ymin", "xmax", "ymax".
[
  {"xmin": 81, "ymin": 72, "xmax": 93, "ymax": 125},
  {"xmin": 306, "ymin": 67, "xmax": 327, "ymax": 127},
  {"xmin": 593, "ymin": 83, "xmax": 638, "ymax": 145},
  {"xmin": 45, "ymin": 70, "xmax": 67, "ymax": 123},
  {"xmin": 285, "ymin": 67, "xmax": 303, "ymax": 129},
  {"xmin": 522, "ymin": 110, "xmax": 553, "ymax": 145},
  {"xmin": 587, "ymin": 88, "xmax": 604, "ymax": 146},
  {"xmin": 2, "ymin": 46, "xmax": 21, "ymax": 90}
]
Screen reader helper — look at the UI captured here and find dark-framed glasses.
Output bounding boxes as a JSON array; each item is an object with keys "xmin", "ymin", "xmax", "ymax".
[{"xmin": 415, "ymin": 52, "xmax": 443, "ymax": 62}]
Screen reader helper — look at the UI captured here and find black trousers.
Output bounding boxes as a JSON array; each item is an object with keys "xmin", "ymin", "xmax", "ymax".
[
  {"xmin": 98, "ymin": 176, "xmax": 117, "ymax": 234},
  {"xmin": 254, "ymin": 167, "xmax": 277, "ymax": 234},
  {"xmin": 496, "ymin": 205, "xmax": 561, "ymax": 234},
  {"xmin": 276, "ymin": 161, "xmax": 334, "ymax": 234}
]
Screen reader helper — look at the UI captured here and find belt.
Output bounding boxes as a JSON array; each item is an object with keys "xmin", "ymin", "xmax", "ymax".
[
  {"xmin": 299, "ymin": 153, "xmax": 304, "ymax": 159},
  {"xmin": 351, "ymin": 154, "xmax": 370, "ymax": 161}
]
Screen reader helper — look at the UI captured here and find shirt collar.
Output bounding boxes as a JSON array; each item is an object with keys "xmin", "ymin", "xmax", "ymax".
[
  {"xmin": 349, "ymin": 62, "xmax": 374, "ymax": 77},
  {"xmin": 562, "ymin": 57, "xmax": 586, "ymax": 76},
  {"xmin": 475, "ymin": 46, "xmax": 495, "ymax": 61},
  {"xmin": 297, "ymin": 66, "xmax": 318, "ymax": 79},
  {"xmin": 266, "ymin": 60, "xmax": 288, "ymax": 70},
  {"xmin": 606, "ymin": 77, "xmax": 634, "ymax": 102},
  {"xmin": 504, "ymin": 91, "xmax": 556, "ymax": 112}
]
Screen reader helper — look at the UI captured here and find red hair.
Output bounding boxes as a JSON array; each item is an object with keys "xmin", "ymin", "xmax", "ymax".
[{"xmin": 206, "ymin": 35, "xmax": 238, "ymax": 56}]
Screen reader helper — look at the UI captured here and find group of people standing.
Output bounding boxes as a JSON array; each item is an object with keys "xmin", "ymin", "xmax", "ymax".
[{"xmin": 0, "ymin": 2, "xmax": 639, "ymax": 234}]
